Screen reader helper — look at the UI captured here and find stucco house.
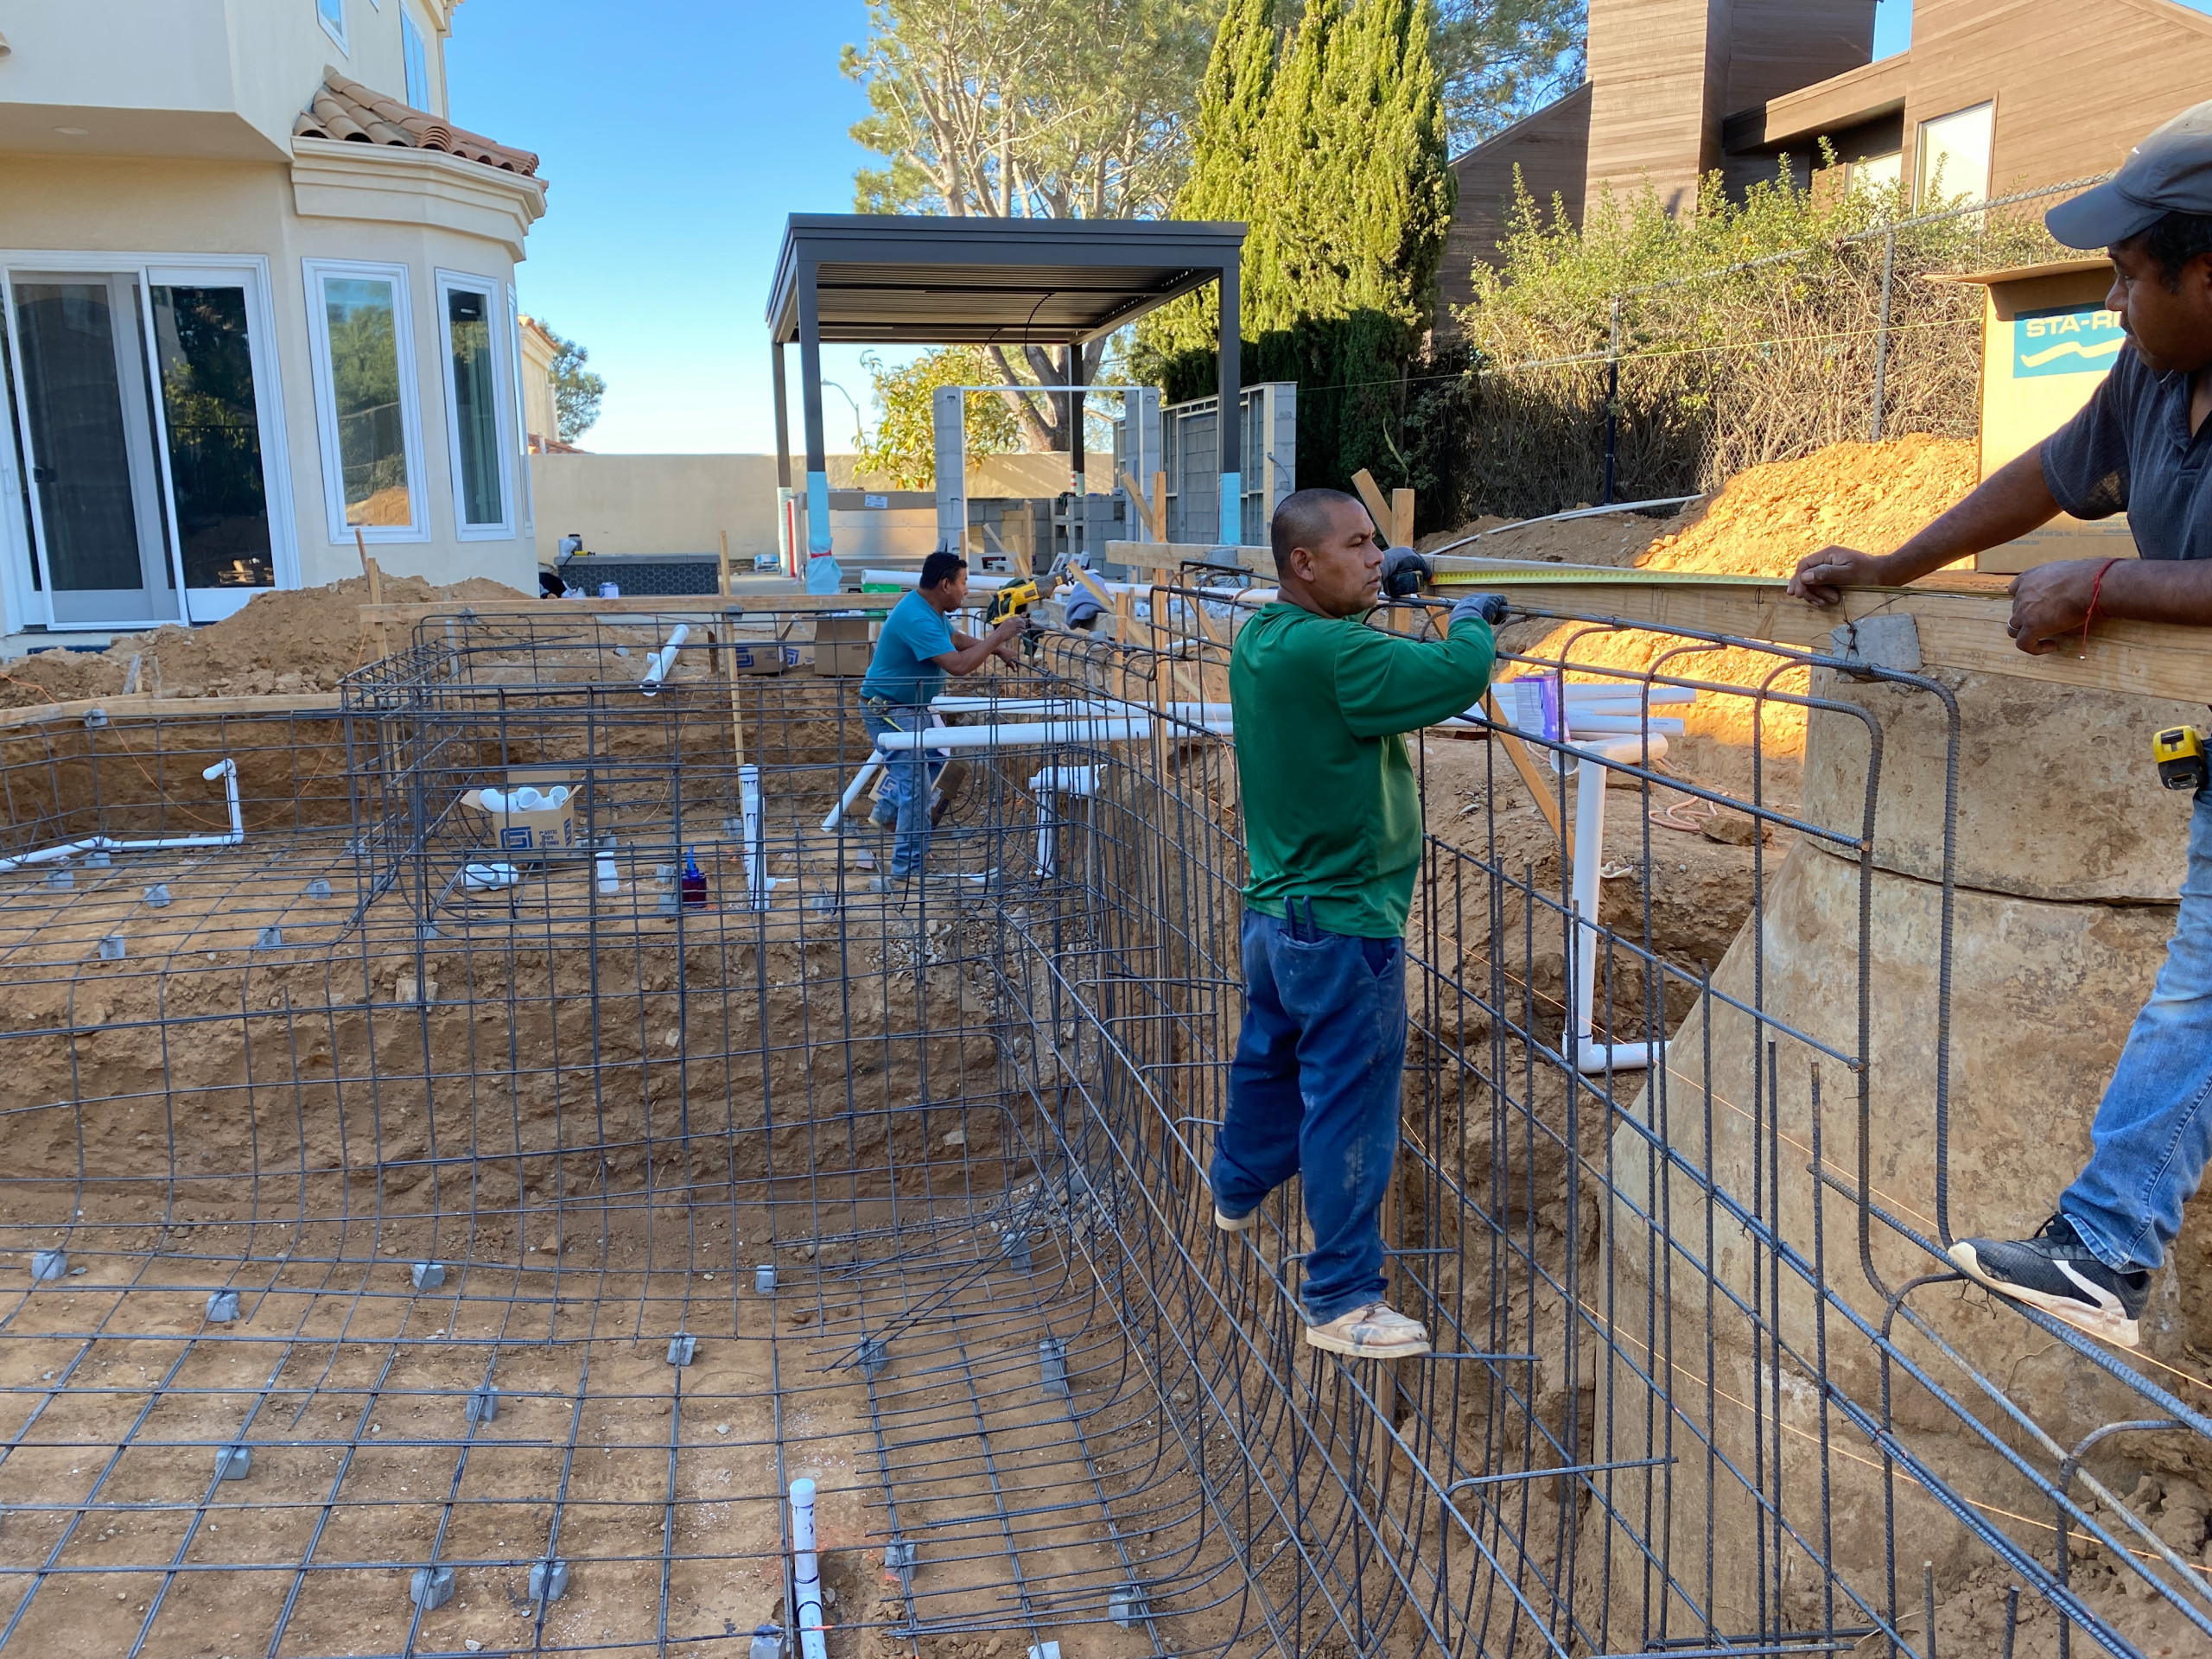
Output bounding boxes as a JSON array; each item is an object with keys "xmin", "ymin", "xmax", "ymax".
[{"xmin": 0, "ymin": 0, "xmax": 545, "ymax": 634}]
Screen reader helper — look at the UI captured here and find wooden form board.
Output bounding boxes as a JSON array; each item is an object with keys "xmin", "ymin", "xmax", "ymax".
[
  {"xmin": 0, "ymin": 693, "xmax": 346, "ymax": 732},
  {"xmin": 357, "ymin": 593, "xmax": 899, "ymax": 626},
  {"xmin": 1486, "ymin": 572, "xmax": 2212, "ymax": 704},
  {"xmin": 1104, "ymin": 541, "xmax": 1278, "ymax": 581}
]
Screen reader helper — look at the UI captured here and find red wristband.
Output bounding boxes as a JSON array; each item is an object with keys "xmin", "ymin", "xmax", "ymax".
[{"xmin": 2080, "ymin": 557, "xmax": 2121, "ymax": 659}]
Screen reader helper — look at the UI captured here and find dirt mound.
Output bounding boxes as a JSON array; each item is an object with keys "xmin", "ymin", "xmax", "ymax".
[
  {"xmin": 0, "ymin": 574, "xmax": 529, "ymax": 708},
  {"xmin": 1467, "ymin": 436, "xmax": 1980, "ymax": 758},
  {"xmin": 1634, "ymin": 434, "xmax": 1980, "ymax": 576}
]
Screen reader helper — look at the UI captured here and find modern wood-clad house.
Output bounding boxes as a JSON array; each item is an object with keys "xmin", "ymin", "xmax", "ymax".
[{"xmin": 1443, "ymin": 0, "xmax": 2212, "ymax": 318}]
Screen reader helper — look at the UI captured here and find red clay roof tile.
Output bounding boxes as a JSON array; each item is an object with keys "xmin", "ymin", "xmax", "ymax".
[{"xmin": 295, "ymin": 68, "xmax": 543, "ymax": 181}]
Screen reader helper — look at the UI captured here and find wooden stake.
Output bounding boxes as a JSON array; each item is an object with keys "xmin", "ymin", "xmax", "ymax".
[
  {"xmin": 1351, "ymin": 468, "xmax": 1393, "ymax": 537},
  {"xmin": 355, "ymin": 528, "xmax": 388, "ymax": 660},
  {"xmin": 1153, "ymin": 470, "xmax": 1167, "ymax": 542},
  {"xmin": 1116, "ymin": 469, "xmax": 1162, "ymax": 541},
  {"xmin": 1484, "ymin": 689, "xmax": 1570, "ymax": 859},
  {"xmin": 718, "ymin": 529, "xmax": 732, "ymax": 598},
  {"xmin": 1389, "ymin": 487, "xmax": 1415, "ymax": 550}
]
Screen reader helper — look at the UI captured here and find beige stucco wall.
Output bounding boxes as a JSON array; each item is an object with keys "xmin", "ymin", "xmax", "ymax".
[
  {"xmin": 0, "ymin": 149, "xmax": 540, "ymax": 625},
  {"xmin": 527, "ymin": 451, "xmax": 1104, "ymax": 563},
  {"xmin": 0, "ymin": 0, "xmax": 449, "ymax": 162}
]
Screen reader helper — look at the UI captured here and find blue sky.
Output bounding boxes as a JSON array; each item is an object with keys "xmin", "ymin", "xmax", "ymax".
[
  {"xmin": 449, "ymin": 0, "xmax": 2193, "ymax": 455},
  {"xmin": 447, "ymin": 3, "xmax": 890, "ymax": 456}
]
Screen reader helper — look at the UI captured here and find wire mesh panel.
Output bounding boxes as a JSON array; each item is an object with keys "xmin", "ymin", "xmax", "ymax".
[{"xmin": 2, "ymin": 600, "xmax": 2209, "ymax": 1657}]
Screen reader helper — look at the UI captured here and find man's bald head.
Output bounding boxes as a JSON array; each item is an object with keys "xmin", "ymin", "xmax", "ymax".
[
  {"xmin": 1272, "ymin": 488, "xmax": 1368, "ymax": 565},
  {"xmin": 1270, "ymin": 488, "xmax": 1384, "ymax": 619}
]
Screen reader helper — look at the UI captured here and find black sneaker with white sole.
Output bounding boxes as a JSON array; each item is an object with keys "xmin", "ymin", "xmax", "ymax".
[{"xmin": 1948, "ymin": 1214, "xmax": 2151, "ymax": 1349}]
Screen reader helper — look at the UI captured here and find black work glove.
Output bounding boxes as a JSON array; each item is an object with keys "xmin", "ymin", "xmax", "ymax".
[
  {"xmin": 1381, "ymin": 547, "xmax": 1431, "ymax": 600},
  {"xmin": 1449, "ymin": 592, "xmax": 1510, "ymax": 627}
]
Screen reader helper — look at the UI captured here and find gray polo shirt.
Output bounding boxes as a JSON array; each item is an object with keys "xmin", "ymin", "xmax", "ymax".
[{"xmin": 2042, "ymin": 342, "xmax": 2212, "ymax": 560}]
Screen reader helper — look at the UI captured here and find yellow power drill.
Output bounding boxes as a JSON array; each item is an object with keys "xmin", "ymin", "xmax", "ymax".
[
  {"xmin": 2153, "ymin": 725, "xmax": 2209, "ymax": 791},
  {"xmin": 984, "ymin": 578, "xmax": 1043, "ymax": 625}
]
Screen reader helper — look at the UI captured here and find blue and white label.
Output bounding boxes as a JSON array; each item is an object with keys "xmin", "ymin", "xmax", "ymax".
[{"xmin": 2012, "ymin": 304, "xmax": 2126, "ymax": 378}]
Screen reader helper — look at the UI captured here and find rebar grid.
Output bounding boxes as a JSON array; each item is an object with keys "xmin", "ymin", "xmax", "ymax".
[{"xmin": 0, "ymin": 599, "xmax": 2205, "ymax": 1659}]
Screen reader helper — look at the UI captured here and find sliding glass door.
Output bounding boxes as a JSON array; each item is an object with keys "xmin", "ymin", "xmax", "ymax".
[
  {"xmin": 0, "ymin": 262, "xmax": 285, "ymax": 627},
  {"xmin": 7, "ymin": 273, "xmax": 178, "ymax": 626}
]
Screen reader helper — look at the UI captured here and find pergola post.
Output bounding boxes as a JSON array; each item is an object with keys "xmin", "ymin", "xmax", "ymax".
[
  {"xmin": 1216, "ymin": 258, "xmax": 1242, "ymax": 546},
  {"xmin": 1067, "ymin": 341, "xmax": 1085, "ymax": 569},
  {"xmin": 797, "ymin": 258, "xmax": 841, "ymax": 594},
  {"xmin": 772, "ymin": 342, "xmax": 795, "ymax": 577}
]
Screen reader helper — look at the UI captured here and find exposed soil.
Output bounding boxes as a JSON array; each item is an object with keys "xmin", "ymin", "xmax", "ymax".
[{"xmin": 0, "ymin": 575, "xmax": 531, "ymax": 707}]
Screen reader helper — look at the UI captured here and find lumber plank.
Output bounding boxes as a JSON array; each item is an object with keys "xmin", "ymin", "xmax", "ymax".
[
  {"xmin": 1478, "ymin": 574, "xmax": 2212, "ymax": 703},
  {"xmin": 1350, "ymin": 468, "xmax": 1393, "ymax": 534},
  {"xmin": 0, "ymin": 693, "xmax": 347, "ymax": 732},
  {"xmin": 1104, "ymin": 540, "xmax": 1278, "ymax": 581},
  {"xmin": 358, "ymin": 593, "xmax": 896, "ymax": 626}
]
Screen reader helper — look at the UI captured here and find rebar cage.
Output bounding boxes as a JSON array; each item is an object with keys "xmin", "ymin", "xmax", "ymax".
[{"xmin": 0, "ymin": 598, "xmax": 2207, "ymax": 1659}]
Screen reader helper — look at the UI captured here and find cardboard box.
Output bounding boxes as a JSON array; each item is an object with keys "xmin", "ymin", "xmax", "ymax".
[
  {"xmin": 812, "ymin": 614, "xmax": 876, "ymax": 677},
  {"xmin": 462, "ymin": 773, "xmax": 577, "ymax": 855},
  {"xmin": 728, "ymin": 642, "xmax": 804, "ymax": 675}
]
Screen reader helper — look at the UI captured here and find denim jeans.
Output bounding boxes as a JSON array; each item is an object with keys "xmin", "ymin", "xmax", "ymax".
[
  {"xmin": 2063, "ymin": 785, "xmax": 2212, "ymax": 1272},
  {"xmin": 1210, "ymin": 905, "xmax": 1408, "ymax": 1324},
  {"xmin": 861, "ymin": 703, "xmax": 943, "ymax": 878}
]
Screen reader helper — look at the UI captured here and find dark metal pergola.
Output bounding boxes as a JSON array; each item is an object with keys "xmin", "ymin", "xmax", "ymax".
[{"xmin": 766, "ymin": 214, "xmax": 1247, "ymax": 586}]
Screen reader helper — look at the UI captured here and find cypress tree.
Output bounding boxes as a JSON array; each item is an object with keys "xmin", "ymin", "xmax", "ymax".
[
  {"xmin": 1135, "ymin": 0, "xmax": 1278, "ymax": 377},
  {"xmin": 1141, "ymin": 0, "xmax": 1453, "ymax": 497}
]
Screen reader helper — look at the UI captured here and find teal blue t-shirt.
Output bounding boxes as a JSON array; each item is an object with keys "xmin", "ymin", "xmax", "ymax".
[{"xmin": 859, "ymin": 590, "xmax": 957, "ymax": 705}]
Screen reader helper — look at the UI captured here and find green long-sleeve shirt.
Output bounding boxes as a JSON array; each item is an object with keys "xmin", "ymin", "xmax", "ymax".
[{"xmin": 1230, "ymin": 603, "xmax": 1496, "ymax": 939}]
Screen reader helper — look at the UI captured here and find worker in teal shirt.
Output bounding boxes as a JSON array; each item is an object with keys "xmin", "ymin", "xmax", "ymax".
[
  {"xmin": 1211, "ymin": 487, "xmax": 1503, "ymax": 1360},
  {"xmin": 859, "ymin": 550, "xmax": 1025, "ymax": 884}
]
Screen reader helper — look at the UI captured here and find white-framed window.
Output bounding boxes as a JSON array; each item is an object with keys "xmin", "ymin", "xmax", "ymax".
[
  {"xmin": 1850, "ymin": 150, "xmax": 1904, "ymax": 198},
  {"xmin": 506, "ymin": 284, "xmax": 534, "ymax": 533},
  {"xmin": 1917, "ymin": 101, "xmax": 1993, "ymax": 207},
  {"xmin": 435, "ymin": 269, "xmax": 516, "ymax": 540},
  {"xmin": 302, "ymin": 258, "xmax": 427, "ymax": 543},
  {"xmin": 316, "ymin": 0, "xmax": 347, "ymax": 53},
  {"xmin": 403, "ymin": 10, "xmax": 432, "ymax": 109}
]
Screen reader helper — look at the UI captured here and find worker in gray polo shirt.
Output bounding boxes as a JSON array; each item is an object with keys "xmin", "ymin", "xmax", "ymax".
[{"xmin": 1788, "ymin": 100, "xmax": 2212, "ymax": 1348}]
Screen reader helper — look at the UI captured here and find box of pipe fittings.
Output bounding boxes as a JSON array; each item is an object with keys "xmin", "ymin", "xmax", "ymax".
[
  {"xmin": 728, "ymin": 642, "xmax": 804, "ymax": 675},
  {"xmin": 461, "ymin": 772, "xmax": 578, "ymax": 854},
  {"xmin": 810, "ymin": 614, "xmax": 875, "ymax": 677}
]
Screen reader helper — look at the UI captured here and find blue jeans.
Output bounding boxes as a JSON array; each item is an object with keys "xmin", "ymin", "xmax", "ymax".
[
  {"xmin": 2063, "ymin": 785, "xmax": 2212, "ymax": 1272},
  {"xmin": 1211, "ymin": 906, "xmax": 1408, "ymax": 1324},
  {"xmin": 861, "ymin": 703, "xmax": 943, "ymax": 878}
]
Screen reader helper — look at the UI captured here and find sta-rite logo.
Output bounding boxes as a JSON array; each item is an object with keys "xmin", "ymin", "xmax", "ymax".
[{"xmin": 2012, "ymin": 304, "xmax": 2126, "ymax": 378}]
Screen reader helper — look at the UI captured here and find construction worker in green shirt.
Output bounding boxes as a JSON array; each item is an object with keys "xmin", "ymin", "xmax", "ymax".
[{"xmin": 1211, "ymin": 486, "xmax": 1505, "ymax": 1359}]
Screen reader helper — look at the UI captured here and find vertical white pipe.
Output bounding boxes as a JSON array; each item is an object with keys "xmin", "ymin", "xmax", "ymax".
[
  {"xmin": 789, "ymin": 1477, "xmax": 829, "ymax": 1659},
  {"xmin": 1034, "ymin": 787, "xmax": 1057, "ymax": 876},
  {"xmin": 1569, "ymin": 752, "xmax": 1607, "ymax": 1056},
  {"xmin": 741, "ymin": 764, "xmax": 768, "ymax": 912}
]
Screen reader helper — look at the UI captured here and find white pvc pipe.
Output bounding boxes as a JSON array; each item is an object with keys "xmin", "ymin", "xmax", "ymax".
[
  {"xmin": 0, "ymin": 758, "xmax": 243, "ymax": 874},
  {"xmin": 1567, "ymin": 737, "xmax": 1667, "ymax": 1076},
  {"xmin": 822, "ymin": 753, "xmax": 887, "ymax": 834},
  {"xmin": 1028, "ymin": 765, "xmax": 1097, "ymax": 876},
  {"xmin": 741, "ymin": 763, "xmax": 770, "ymax": 911},
  {"xmin": 789, "ymin": 1478, "xmax": 830, "ymax": 1659},
  {"xmin": 640, "ymin": 624, "xmax": 690, "ymax": 696},
  {"xmin": 1567, "ymin": 715, "xmax": 1687, "ymax": 737},
  {"xmin": 869, "ymin": 716, "xmax": 1157, "ymax": 753}
]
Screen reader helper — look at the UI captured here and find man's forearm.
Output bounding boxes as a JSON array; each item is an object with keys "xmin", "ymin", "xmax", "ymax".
[
  {"xmin": 1875, "ymin": 448, "xmax": 2064, "ymax": 583},
  {"xmin": 2053, "ymin": 557, "xmax": 2212, "ymax": 627}
]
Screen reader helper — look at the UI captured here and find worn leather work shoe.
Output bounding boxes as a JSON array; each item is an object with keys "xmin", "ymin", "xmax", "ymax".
[
  {"xmin": 1304, "ymin": 1300, "xmax": 1431, "ymax": 1360},
  {"xmin": 1948, "ymin": 1213, "xmax": 2151, "ymax": 1349},
  {"xmin": 1213, "ymin": 1206, "xmax": 1256, "ymax": 1233}
]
